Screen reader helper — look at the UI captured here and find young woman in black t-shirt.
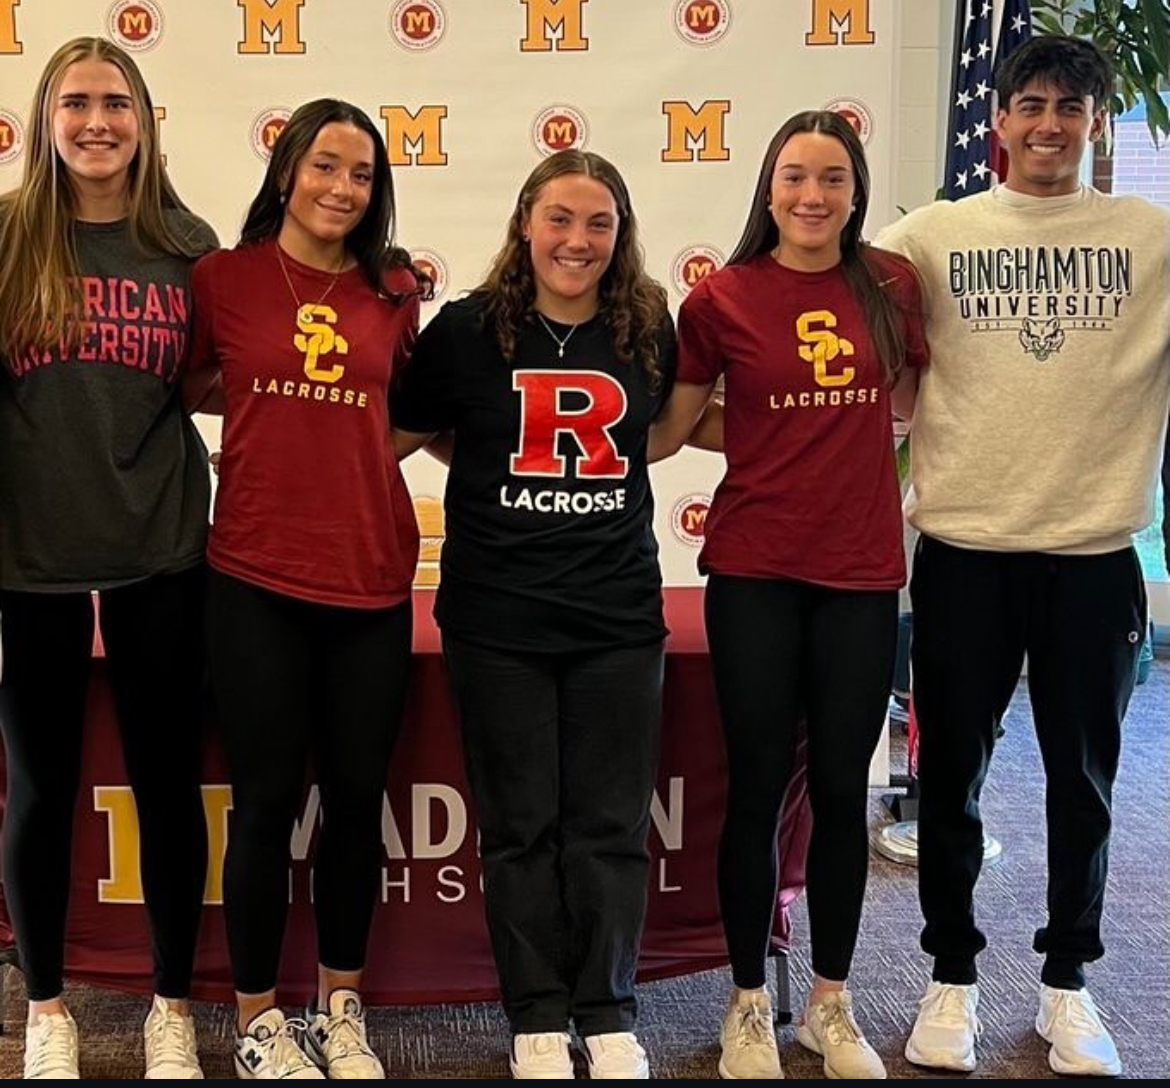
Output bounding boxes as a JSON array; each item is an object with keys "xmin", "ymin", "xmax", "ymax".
[{"xmin": 394, "ymin": 150, "xmax": 674, "ymax": 1080}]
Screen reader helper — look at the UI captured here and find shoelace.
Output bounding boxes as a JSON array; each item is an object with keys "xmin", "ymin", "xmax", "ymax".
[
  {"xmin": 258, "ymin": 1017, "xmax": 316, "ymax": 1073},
  {"xmin": 1047, "ymin": 991, "xmax": 1106, "ymax": 1036},
  {"xmin": 733, "ymin": 1002, "xmax": 775, "ymax": 1048},
  {"xmin": 922, "ymin": 987, "xmax": 983, "ymax": 1035},
  {"xmin": 319, "ymin": 1011, "xmax": 374, "ymax": 1059},
  {"xmin": 146, "ymin": 1007, "xmax": 197, "ymax": 1063},
  {"xmin": 819, "ymin": 1000, "xmax": 865, "ymax": 1048},
  {"xmin": 26, "ymin": 1016, "xmax": 77, "ymax": 1077}
]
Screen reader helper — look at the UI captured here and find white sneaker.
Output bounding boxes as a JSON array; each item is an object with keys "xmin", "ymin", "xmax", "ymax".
[
  {"xmin": 509, "ymin": 1032, "xmax": 573, "ymax": 1079},
  {"xmin": 582, "ymin": 1032, "xmax": 649, "ymax": 1079},
  {"xmin": 235, "ymin": 1008, "xmax": 325, "ymax": 1080},
  {"xmin": 144, "ymin": 995, "xmax": 203, "ymax": 1079},
  {"xmin": 305, "ymin": 989, "xmax": 385, "ymax": 1078},
  {"xmin": 904, "ymin": 981, "xmax": 980, "ymax": 1072},
  {"xmin": 1035, "ymin": 984, "xmax": 1122, "ymax": 1076},
  {"xmin": 796, "ymin": 991, "xmax": 886, "ymax": 1079},
  {"xmin": 717, "ymin": 988, "xmax": 783, "ymax": 1079},
  {"xmin": 24, "ymin": 1010, "xmax": 80, "ymax": 1080}
]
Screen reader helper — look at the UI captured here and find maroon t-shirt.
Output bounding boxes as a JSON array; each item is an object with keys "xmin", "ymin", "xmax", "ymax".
[
  {"xmin": 677, "ymin": 250, "xmax": 926, "ymax": 590},
  {"xmin": 191, "ymin": 242, "xmax": 420, "ymax": 608}
]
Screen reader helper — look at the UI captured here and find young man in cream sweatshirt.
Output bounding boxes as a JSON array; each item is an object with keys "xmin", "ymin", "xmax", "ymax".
[{"xmin": 878, "ymin": 34, "xmax": 1170, "ymax": 1079}]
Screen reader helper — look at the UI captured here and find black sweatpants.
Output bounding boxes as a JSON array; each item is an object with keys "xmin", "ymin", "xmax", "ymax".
[
  {"xmin": 705, "ymin": 574, "xmax": 897, "ymax": 987},
  {"xmin": 443, "ymin": 635, "xmax": 663, "ymax": 1037},
  {"xmin": 206, "ymin": 570, "xmax": 412, "ymax": 995},
  {"xmin": 0, "ymin": 566, "xmax": 208, "ymax": 1001},
  {"xmin": 910, "ymin": 536, "xmax": 1145, "ymax": 989}
]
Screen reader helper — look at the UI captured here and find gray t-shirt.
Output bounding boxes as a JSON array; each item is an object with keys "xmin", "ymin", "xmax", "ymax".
[{"xmin": 0, "ymin": 211, "xmax": 217, "ymax": 591}]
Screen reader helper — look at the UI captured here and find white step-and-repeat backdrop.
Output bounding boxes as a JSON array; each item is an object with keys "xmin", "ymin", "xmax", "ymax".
[{"xmin": 0, "ymin": 0, "xmax": 906, "ymax": 588}]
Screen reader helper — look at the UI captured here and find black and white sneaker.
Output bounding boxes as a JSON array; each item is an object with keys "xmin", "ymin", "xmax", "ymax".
[
  {"xmin": 305, "ymin": 990, "xmax": 385, "ymax": 1079},
  {"xmin": 234, "ymin": 1008, "xmax": 324, "ymax": 1080}
]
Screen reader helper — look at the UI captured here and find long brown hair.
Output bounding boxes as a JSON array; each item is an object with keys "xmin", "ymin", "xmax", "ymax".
[
  {"xmin": 239, "ymin": 98, "xmax": 429, "ymax": 302},
  {"xmin": 0, "ymin": 36, "xmax": 211, "ymax": 361},
  {"xmin": 729, "ymin": 110, "xmax": 914, "ymax": 386},
  {"xmin": 473, "ymin": 150, "xmax": 668, "ymax": 387}
]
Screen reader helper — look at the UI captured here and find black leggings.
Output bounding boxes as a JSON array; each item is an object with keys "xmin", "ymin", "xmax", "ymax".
[
  {"xmin": 206, "ymin": 570, "xmax": 412, "ymax": 995},
  {"xmin": 0, "ymin": 566, "xmax": 208, "ymax": 1001},
  {"xmin": 705, "ymin": 574, "xmax": 897, "ymax": 986}
]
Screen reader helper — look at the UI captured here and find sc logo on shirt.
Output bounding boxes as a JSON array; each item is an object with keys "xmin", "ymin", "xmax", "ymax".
[{"xmin": 797, "ymin": 310, "xmax": 855, "ymax": 387}]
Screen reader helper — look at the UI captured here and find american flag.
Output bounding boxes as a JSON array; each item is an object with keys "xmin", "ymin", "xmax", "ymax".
[{"xmin": 943, "ymin": 0, "xmax": 1032, "ymax": 200}]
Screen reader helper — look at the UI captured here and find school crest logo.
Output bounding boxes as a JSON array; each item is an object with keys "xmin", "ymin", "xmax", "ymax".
[
  {"xmin": 108, "ymin": 0, "xmax": 164, "ymax": 52},
  {"xmin": 673, "ymin": 0, "xmax": 731, "ymax": 47},
  {"xmin": 390, "ymin": 0, "xmax": 446, "ymax": 51},
  {"xmin": 250, "ymin": 107, "xmax": 291, "ymax": 161},
  {"xmin": 670, "ymin": 245, "xmax": 724, "ymax": 297},
  {"xmin": 532, "ymin": 104, "xmax": 589, "ymax": 157},
  {"xmin": 824, "ymin": 97, "xmax": 874, "ymax": 146},
  {"xmin": 671, "ymin": 493, "xmax": 711, "ymax": 546},
  {"xmin": 0, "ymin": 107, "xmax": 23, "ymax": 167},
  {"xmin": 410, "ymin": 249, "xmax": 449, "ymax": 303}
]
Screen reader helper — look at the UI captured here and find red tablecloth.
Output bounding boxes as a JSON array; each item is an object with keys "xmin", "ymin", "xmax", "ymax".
[{"xmin": 0, "ymin": 588, "xmax": 809, "ymax": 1004}]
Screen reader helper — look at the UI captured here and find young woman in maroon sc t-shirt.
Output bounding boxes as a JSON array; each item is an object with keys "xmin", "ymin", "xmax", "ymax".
[
  {"xmin": 652, "ymin": 110, "xmax": 927, "ymax": 1081},
  {"xmin": 187, "ymin": 99, "xmax": 428, "ymax": 1081}
]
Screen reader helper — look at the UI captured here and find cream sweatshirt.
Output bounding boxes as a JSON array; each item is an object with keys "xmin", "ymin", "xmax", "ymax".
[{"xmin": 877, "ymin": 185, "xmax": 1170, "ymax": 554}]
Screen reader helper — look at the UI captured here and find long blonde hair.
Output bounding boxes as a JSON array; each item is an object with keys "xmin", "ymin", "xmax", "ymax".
[{"xmin": 0, "ymin": 37, "xmax": 209, "ymax": 361}]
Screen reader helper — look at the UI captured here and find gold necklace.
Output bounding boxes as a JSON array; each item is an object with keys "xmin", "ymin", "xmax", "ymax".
[
  {"xmin": 275, "ymin": 244, "xmax": 344, "ymax": 322},
  {"xmin": 537, "ymin": 313, "xmax": 580, "ymax": 359}
]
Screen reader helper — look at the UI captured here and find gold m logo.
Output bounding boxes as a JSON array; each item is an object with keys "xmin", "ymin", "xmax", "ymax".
[
  {"xmin": 381, "ymin": 105, "xmax": 448, "ymax": 166},
  {"xmin": 797, "ymin": 310, "xmax": 855, "ymax": 387},
  {"xmin": 0, "ymin": 0, "xmax": 21, "ymax": 53},
  {"xmin": 0, "ymin": 119, "xmax": 14, "ymax": 149},
  {"xmin": 96, "ymin": 786, "xmax": 233, "ymax": 905},
  {"xmin": 520, "ymin": 0, "xmax": 588, "ymax": 51},
  {"xmin": 662, "ymin": 100, "xmax": 730, "ymax": 163},
  {"xmin": 238, "ymin": 0, "xmax": 306, "ymax": 55},
  {"xmin": 806, "ymin": 0, "xmax": 874, "ymax": 45},
  {"xmin": 295, "ymin": 305, "xmax": 349, "ymax": 383},
  {"xmin": 687, "ymin": 2, "xmax": 719, "ymax": 29},
  {"xmin": 684, "ymin": 505, "xmax": 708, "ymax": 533},
  {"xmin": 413, "ymin": 496, "xmax": 445, "ymax": 587},
  {"xmin": 120, "ymin": 7, "xmax": 151, "ymax": 37},
  {"xmin": 684, "ymin": 258, "xmax": 715, "ymax": 284},
  {"xmin": 404, "ymin": 8, "xmax": 433, "ymax": 35}
]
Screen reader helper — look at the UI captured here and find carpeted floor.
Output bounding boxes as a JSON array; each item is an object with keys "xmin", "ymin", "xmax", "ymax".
[{"xmin": 1, "ymin": 660, "xmax": 1166, "ymax": 1079}]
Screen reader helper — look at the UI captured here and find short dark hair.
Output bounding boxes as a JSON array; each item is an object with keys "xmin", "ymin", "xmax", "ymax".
[{"xmin": 995, "ymin": 33, "xmax": 1113, "ymax": 109}]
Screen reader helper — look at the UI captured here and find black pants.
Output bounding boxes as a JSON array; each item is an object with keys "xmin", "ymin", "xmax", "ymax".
[
  {"xmin": 911, "ymin": 536, "xmax": 1145, "ymax": 989},
  {"xmin": 443, "ymin": 635, "xmax": 663, "ymax": 1037},
  {"xmin": 206, "ymin": 571, "xmax": 412, "ymax": 995},
  {"xmin": 705, "ymin": 575, "xmax": 897, "ymax": 987},
  {"xmin": 0, "ymin": 566, "xmax": 208, "ymax": 1001}
]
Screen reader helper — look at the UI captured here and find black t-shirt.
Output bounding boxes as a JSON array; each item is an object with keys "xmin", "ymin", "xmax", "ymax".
[{"xmin": 394, "ymin": 295, "xmax": 675, "ymax": 653}]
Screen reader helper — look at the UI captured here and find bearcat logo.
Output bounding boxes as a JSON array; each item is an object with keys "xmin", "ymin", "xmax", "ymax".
[
  {"xmin": 671, "ymin": 493, "xmax": 711, "ymax": 547},
  {"xmin": 670, "ymin": 245, "xmax": 724, "ymax": 297},
  {"xmin": 520, "ymin": 0, "xmax": 588, "ymax": 51},
  {"xmin": 390, "ymin": 0, "xmax": 446, "ymax": 51},
  {"xmin": 662, "ymin": 100, "xmax": 730, "ymax": 162},
  {"xmin": 250, "ymin": 107, "xmax": 291, "ymax": 161},
  {"xmin": 410, "ymin": 249, "xmax": 449, "ymax": 303},
  {"xmin": 824, "ymin": 97, "xmax": 873, "ymax": 146},
  {"xmin": 238, "ymin": 0, "xmax": 306, "ymax": 55},
  {"xmin": 806, "ymin": 0, "xmax": 874, "ymax": 45},
  {"xmin": 673, "ymin": 0, "xmax": 731, "ymax": 46},
  {"xmin": 108, "ymin": 0, "xmax": 164, "ymax": 52},
  {"xmin": 1, "ymin": 0, "xmax": 21, "ymax": 54},
  {"xmin": 413, "ymin": 496, "xmax": 445, "ymax": 587},
  {"xmin": 533, "ymin": 104, "xmax": 588, "ymax": 157},
  {"xmin": 0, "ymin": 107, "xmax": 23, "ymax": 167}
]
